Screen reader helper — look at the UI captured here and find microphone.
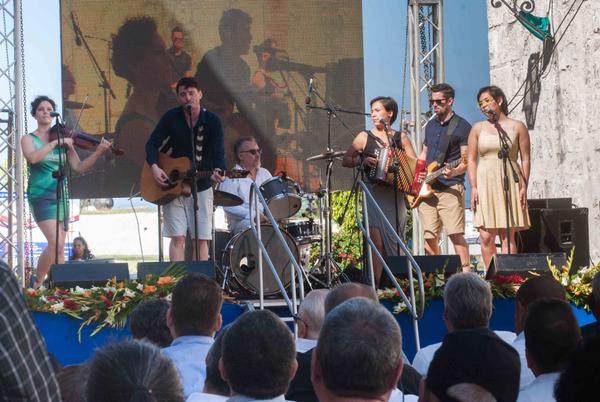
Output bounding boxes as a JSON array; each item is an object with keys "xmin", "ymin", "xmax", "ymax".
[
  {"xmin": 305, "ymin": 78, "xmax": 314, "ymax": 105},
  {"xmin": 50, "ymin": 112, "xmax": 61, "ymax": 117},
  {"xmin": 185, "ymin": 103, "xmax": 193, "ymax": 113},
  {"xmin": 71, "ymin": 12, "xmax": 82, "ymax": 46},
  {"xmin": 486, "ymin": 108, "xmax": 497, "ymax": 120},
  {"xmin": 379, "ymin": 118, "xmax": 389, "ymax": 131}
]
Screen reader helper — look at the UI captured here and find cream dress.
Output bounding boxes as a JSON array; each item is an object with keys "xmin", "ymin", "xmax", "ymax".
[{"xmin": 473, "ymin": 125, "xmax": 530, "ymax": 230}]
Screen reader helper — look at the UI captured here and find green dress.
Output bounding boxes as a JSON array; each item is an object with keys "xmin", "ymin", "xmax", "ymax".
[{"xmin": 27, "ymin": 133, "xmax": 69, "ymax": 222}]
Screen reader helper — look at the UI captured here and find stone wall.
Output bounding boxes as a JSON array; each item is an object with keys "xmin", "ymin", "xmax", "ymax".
[{"xmin": 487, "ymin": 0, "xmax": 600, "ymax": 263}]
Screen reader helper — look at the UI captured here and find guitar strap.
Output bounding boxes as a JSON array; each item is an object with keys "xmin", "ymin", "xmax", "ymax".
[{"xmin": 435, "ymin": 114, "xmax": 460, "ymax": 165}]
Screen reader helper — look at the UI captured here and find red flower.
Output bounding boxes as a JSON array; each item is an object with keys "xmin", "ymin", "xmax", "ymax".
[
  {"xmin": 494, "ymin": 274, "xmax": 526, "ymax": 285},
  {"xmin": 56, "ymin": 289, "xmax": 70, "ymax": 296},
  {"xmin": 100, "ymin": 295, "xmax": 113, "ymax": 308},
  {"xmin": 63, "ymin": 299, "xmax": 81, "ymax": 310},
  {"xmin": 106, "ymin": 291, "xmax": 114, "ymax": 299}
]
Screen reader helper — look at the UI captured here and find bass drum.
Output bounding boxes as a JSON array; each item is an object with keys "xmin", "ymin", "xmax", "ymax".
[{"xmin": 222, "ymin": 226, "xmax": 299, "ymax": 296}]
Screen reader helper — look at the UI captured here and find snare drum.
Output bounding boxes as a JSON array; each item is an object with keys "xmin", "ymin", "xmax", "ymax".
[
  {"xmin": 221, "ymin": 226, "xmax": 299, "ymax": 296},
  {"xmin": 283, "ymin": 220, "xmax": 321, "ymax": 244},
  {"xmin": 259, "ymin": 176, "xmax": 302, "ymax": 219}
]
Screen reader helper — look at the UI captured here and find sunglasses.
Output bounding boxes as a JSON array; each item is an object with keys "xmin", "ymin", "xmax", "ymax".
[
  {"xmin": 429, "ymin": 98, "xmax": 448, "ymax": 106},
  {"xmin": 240, "ymin": 149, "xmax": 262, "ymax": 155}
]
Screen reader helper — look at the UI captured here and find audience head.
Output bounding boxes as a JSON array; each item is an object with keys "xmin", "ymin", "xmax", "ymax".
[
  {"xmin": 443, "ymin": 272, "xmax": 492, "ymax": 331},
  {"xmin": 85, "ymin": 339, "xmax": 183, "ymax": 402},
  {"xmin": 220, "ymin": 310, "xmax": 297, "ymax": 399},
  {"xmin": 167, "ymin": 273, "xmax": 223, "ymax": 338},
  {"xmin": 515, "ymin": 275, "xmax": 566, "ymax": 333},
  {"xmin": 524, "ymin": 298, "xmax": 581, "ymax": 375},
  {"xmin": 554, "ymin": 334, "xmax": 600, "ymax": 402},
  {"xmin": 203, "ymin": 326, "xmax": 230, "ymax": 396},
  {"xmin": 296, "ymin": 289, "xmax": 329, "ymax": 339},
  {"xmin": 57, "ymin": 365, "xmax": 87, "ymax": 402},
  {"xmin": 589, "ymin": 272, "xmax": 600, "ymax": 320},
  {"xmin": 129, "ymin": 298, "xmax": 172, "ymax": 348},
  {"xmin": 312, "ymin": 297, "xmax": 403, "ymax": 400},
  {"xmin": 324, "ymin": 282, "xmax": 377, "ymax": 315},
  {"xmin": 423, "ymin": 328, "xmax": 520, "ymax": 402}
]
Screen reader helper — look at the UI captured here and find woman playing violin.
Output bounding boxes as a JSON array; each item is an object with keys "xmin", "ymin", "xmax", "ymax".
[{"xmin": 21, "ymin": 95, "xmax": 111, "ymax": 288}]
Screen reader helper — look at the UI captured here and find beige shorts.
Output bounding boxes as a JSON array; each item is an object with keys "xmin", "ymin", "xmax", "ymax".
[
  {"xmin": 162, "ymin": 188, "xmax": 213, "ymax": 240},
  {"xmin": 418, "ymin": 183, "xmax": 465, "ymax": 239}
]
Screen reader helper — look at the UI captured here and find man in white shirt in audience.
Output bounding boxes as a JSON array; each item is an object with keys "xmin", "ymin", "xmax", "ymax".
[
  {"xmin": 512, "ymin": 275, "xmax": 566, "ymax": 389},
  {"xmin": 517, "ymin": 299, "xmax": 581, "ymax": 402},
  {"xmin": 219, "ymin": 136, "xmax": 272, "ymax": 234},
  {"xmin": 412, "ymin": 272, "xmax": 515, "ymax": 375},
  {"xmin": 163, "ymin": 273, "xmax": 223, "ymax": 398},
  {"xmin": 295, "ymin": 289, "xmax": 329, "ymax": 353}
]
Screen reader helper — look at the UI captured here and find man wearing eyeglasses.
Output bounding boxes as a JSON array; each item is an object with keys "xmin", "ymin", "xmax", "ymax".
[
  {"xmin": 167, "ymin": 26, "xmax": 192, "ymax": 89},
  {"xmin": 417, "ymin": 83, "xmax": 472, "ymax": 271},
  {"xmin": 219, "ymin": 136, "xmax": 272, "ymax": 233}
]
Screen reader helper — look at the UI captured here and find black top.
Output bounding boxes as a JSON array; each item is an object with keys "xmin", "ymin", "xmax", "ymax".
[
  {"xmin": 424, "ymin": 113, "xmax": 471, "ymax": 189},
  {"xmin": 145, "ymin": 106, "xmax": 226, "ymax": 192}
]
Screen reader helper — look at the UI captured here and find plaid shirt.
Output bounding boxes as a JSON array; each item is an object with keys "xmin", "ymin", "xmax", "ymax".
[{"xmin": 0, "ymin": 265, "xmax": 62, "ymax": 401}]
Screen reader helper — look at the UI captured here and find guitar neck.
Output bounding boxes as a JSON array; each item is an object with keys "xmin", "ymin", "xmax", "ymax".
[{"xmin": 426, "ymin": 159, "xmax": 462, "ymax": 183}]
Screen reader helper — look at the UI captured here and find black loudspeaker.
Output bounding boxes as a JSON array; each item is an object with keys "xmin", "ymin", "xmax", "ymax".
[
  {"xmin": 136, "ymin": 261, "xmax": 215, "ymax": 281},
  {"xmin": 485, "ymin": 253, "xmax": 566, "ymax": 279},
  {"xmin": 50, "ymin": 262, "xmax": 130, "ymax": 288},
  {"xmin": 385, "ymin": 255, "xmax": 462, "ymax": 277},
  {"xmin": 527, "ymin": 197, "xmax": 572, "ymax": 209},
  {"xmin": 519, "ymin": 207, "xmax": 589, "ymax": 272}
]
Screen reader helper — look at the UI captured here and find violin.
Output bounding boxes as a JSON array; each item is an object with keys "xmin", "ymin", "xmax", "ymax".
[{"xmin": 49, "ymin": 123, "xmax": 124, "ymax": 156}]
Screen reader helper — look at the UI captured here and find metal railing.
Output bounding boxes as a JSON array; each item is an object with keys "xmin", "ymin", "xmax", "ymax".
[
  {"xmin": 356, "ymin": 180, "xmax": 426, "ymax": 350},
  {"xmin": 248, "ymin": 183, "xmax": 305, "ymax": 335}
]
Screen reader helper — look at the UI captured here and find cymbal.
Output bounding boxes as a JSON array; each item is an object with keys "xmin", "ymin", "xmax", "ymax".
[
  {"xmin": 63, "ymin": 100, "xmax": 93, "ymax": 110},
  {"xmin": 214, "ymin": 190, "xmax": 243, "ymax": 207},
  {"xmin": 306, "ymin": 150, "xmax": 345, "ymax": 162}
]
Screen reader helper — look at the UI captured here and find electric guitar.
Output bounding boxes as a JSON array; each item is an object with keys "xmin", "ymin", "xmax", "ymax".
[
  {"xmin": 407, "ymin": 156, "xmax": 467, "ymax": 209},
  {"xmin": 140, "ymin": 153, "xmax": 249, "ymax": 205}
]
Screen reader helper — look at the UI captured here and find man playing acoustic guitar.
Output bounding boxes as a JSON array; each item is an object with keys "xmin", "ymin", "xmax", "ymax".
[
  {"xmin": 417, "ymin": 83, "xmax": 472, "ymax": 271},
  {"xmin": 146, "ymin": 77, "xmax": 225, "ymax": 261}
]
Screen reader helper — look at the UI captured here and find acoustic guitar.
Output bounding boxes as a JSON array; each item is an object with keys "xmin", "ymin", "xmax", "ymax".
[
  {"xmin": 141, "ymin": 153, "xmax": 249, "ymax": 205},
  {"xmin": 407, "ymin": 155, "xmax": 467, "ymax": 209}
]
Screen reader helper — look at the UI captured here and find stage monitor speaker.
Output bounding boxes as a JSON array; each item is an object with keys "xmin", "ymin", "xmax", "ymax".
[
  {"xmin": 527, "ymin": 198, "xmax": 572, "ymax": 209},
  {"xmin": 136, "ymin": 261, "xmax": 215, "ymax": 281},
  {"xmin": 385, "ymin": 255, "xmax": 461, "ymax": 278},
  {"xmin": 519, "ymin": 207, "xmax": 589, "ymax": 272},
  {"xmin": 50, "ymin": 262, "xmax": 129, "ymax": 288},
  {"xmin": 485, "ymin": 253, "xmax": 566, "ymax": 280}
]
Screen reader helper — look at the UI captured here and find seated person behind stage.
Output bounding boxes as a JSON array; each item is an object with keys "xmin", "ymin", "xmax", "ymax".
[
  {"xmin": 69, "ymin": 236, "xmax": 94, "ymax": 261},
  {"xmin": 219, "ymin": 136, "xmax": 272, "ymax": 233}
]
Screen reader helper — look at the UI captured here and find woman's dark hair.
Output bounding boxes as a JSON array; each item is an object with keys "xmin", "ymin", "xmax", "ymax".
[
  {"xmin": 30, "ymin": 96, "xmax": 56, "ymax": 117},
  {"xmin": 85, "ymin": 339, "xmax": 184, "ymax": 402},
  {"xmin": 69, "ymin": 236, "xmax": 94, "ymax": 261},
  {"xmin": 369, "ymin": 96, "xmax": 398, "ymax": 125},
  {"xmin": 477, "ymin": 85, "xmax": 509, "ymax": 116}
]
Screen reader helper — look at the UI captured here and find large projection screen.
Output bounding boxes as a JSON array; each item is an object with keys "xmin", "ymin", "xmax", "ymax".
[{"xmin": 60, "ymin": 0, "xmax": 365, "ymax": 199}]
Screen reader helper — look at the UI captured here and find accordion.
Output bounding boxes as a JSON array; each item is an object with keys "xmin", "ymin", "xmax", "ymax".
[{"xmin": 368, "ymin": 147, "xmax": 426, "ymax": 197}]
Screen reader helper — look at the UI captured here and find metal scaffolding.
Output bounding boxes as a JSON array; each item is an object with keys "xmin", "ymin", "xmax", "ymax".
[
  {"xmin": 408, "ymin": 0, "xmax": 445, "ymax": 255},
  {"xmin": 1, "ymin": 0, "xmax": 27, "ymax": 286}
]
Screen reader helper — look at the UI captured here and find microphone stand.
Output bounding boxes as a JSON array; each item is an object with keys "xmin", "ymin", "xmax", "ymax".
[
  {"xmin": 490, "ymin": 114, "xmax": 520, "ymax": 254},
  {"xmin": 51, "ymin": 116, "xmax": 69, "ymax": 273},
  {"xmin": 71, "ymin": 12, "xmax": 116, "ymax": 137},
  {"xmin": 386, "ymin": 124, "xmax": 403, "ymax": 257},
  {"xmin": 186, "ymin": 105, "xmax": 200, "ymax": 260}
]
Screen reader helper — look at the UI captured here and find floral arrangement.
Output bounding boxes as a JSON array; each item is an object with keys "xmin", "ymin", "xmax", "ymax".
[
  {"xmin": 378, "ymin": 252, "xmax": 600, "ymax": 315},
  {"xmin": 25, "ymin": 264, "xmax": 186, "ymax": 341}
]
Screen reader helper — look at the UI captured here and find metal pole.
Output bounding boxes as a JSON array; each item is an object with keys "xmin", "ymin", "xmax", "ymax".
[{"xmin": 15, "ymin": 0, "xmax": 26, "ymax": 287}]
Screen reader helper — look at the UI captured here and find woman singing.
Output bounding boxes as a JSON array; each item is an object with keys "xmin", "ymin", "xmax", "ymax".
[
  {"xmin": 467, "ymin": 86, "xmax": 531, "ymax": 269},
  {"xmin": 342, "ymin": 96, "xmax": 416, "ymax": 287},
  {"xmin": 22, "ymin": 96, "xmax": 110, "ymax": 288}
]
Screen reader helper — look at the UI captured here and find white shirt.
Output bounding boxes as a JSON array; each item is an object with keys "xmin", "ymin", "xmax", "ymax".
[
  {"xmin": 512, "ymin": 332, "xmax": 536, "ymax": 389},
  {"xmin": 412, "ymin": 330, "xmax": 517, "ymax": 375},
  {"xmin": 295, "ymin": 337, "xmax": 317, "ymax": 353},
  {"xmin": 389, "ymin": 388, "xmax": 419, "ymax": 402},
  {"xmin": 516, "ymin": 372, "xmax": 560, "ymax": 402},
  {"xmin": 187, "ymin": 393, "xmax": 228, "ymax": 402},
  {"xmin": 219, "ymin": 164, "xmax": 272, "ymax": 233}
]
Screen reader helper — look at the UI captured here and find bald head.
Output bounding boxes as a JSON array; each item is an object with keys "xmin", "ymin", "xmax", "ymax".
[{"xmin": 324, "ymin": 283, "xmax": 377, "ymax": 315}]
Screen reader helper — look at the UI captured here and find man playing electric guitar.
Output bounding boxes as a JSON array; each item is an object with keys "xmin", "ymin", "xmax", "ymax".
[
  {"xmin": 146, "ymin": 77, "xmax": 225, "ymax": 261},
  {"xmin": 418, "ymin": 83, "xmax": 472, "ymax": 271}
]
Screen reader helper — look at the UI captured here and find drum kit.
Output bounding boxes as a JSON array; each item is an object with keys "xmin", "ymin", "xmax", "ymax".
[{"xmin": 213, "ymin": 150, "xmax": 346, "ymax": 298}]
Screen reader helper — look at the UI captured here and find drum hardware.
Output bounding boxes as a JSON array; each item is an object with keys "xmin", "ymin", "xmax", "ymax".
[
  {"xmin": 213, "ymin": 190, "xmax": 244, "ymax": 207},
  {"xmin": 306, "ymin": 150, "xmax": 345, "ymax": 162}
]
